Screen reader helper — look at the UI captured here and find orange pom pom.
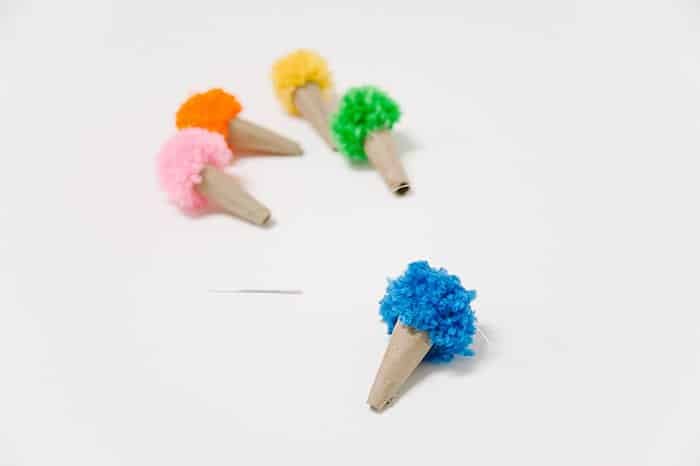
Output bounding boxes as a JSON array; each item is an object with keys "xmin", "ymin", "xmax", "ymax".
[{"xmin": 176, "ymin": 89, "xmax": 243, "ymax": 137}]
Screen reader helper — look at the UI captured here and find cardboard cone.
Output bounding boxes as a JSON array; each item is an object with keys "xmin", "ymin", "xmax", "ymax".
[
  {"xmin": 197, "ymin": 166, "xmax": 271, "ymax": 225},
  {"xmin": 364, "ymin": 130, "xmax": 410, "ymax": 195},
  {"xmin": 228, "ymin": 117, "xmax": 303, "ymax": 156},
  {"xmin": 293, "ymin": 83, "xmax": 336, "ymax": 149},
  {"xmin": 368, "ymin": 321, "xmax": 432, "ymax": 411},
  {"xmin": 325, "ymin": 89, "xmax": 340, "ymax": 117}
]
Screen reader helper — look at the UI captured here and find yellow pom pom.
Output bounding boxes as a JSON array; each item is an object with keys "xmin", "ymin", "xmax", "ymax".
[{"xmin": 271, "ymin": 49, "xmax": 332, "ymax": 116}]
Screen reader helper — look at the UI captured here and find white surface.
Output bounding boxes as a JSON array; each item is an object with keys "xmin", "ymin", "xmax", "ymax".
[{"xmin": 2, "ymin": 1, "xmax": 700, "ymax": 464}]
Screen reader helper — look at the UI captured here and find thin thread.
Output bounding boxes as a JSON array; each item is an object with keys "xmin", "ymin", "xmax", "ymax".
[
  {"xmin": 208, "ymin": 289, "xmax": 303, "ymax": 295},
  {"xmin": 476, "ymin": 326, "xmax": 490, "ymax": 346}
]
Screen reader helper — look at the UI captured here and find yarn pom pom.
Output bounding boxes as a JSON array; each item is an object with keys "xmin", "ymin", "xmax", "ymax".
[
  {"xmin": 157, "ymin": 128, "xmax": 233, "ymax": 212},
  {"xmin": 379, "ymin": 261, "xmax": 477, "ymax": 363},
  {"xmin": 176, "ymin": 88, "xmax": 243, "ymax": 137},
  {"xmin": 331, "ymin": 86, "xmax": 401, "ymax": 162},
  {"xmin": 271, "ymin": 49, "xmax": 332, "ymax": 115}
]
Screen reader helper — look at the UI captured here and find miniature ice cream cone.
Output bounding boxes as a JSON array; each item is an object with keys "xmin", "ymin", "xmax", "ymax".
[
  {"xmin": 271, "ymin": 50, "xmax": 335, "ymax": 149},
  {"xmin": 364, "ymin": 130, "xmax": 410, "ymax": 194},
  {"xmin": 331, "ymin": 86, "xmax": 410, "ymax": 194},
  {"xmin": 177, "ymin": 88, "xmax": 302, "ymax": 156},
  {"xmin": 157, "ymin": 128, "xmax": 271, "ymax": 225},
  {"xmin": 368, "ymin": 261, "xmax": 477, "ymax": 412}
]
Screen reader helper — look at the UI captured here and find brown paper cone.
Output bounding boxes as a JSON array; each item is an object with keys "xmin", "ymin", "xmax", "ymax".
[
  {"xmin": 325, "ymin": 89, "xmax": 340, "ymax": 116},
  {"xmin": 364, "ymin": 130, "xmax": 411, "ymax": 195},
  {"xmin": 293, "ymin": 83, "xmax": 336, "ymax": 150},
  {"xmin": 197, "ymin": 166, "xmax": 271, "ymax": 225},
  {"xmin": 367, "ymin": 322, "xmax": 432, "ymax": 411},
  {"xmin": 227, "ymin": 117, "xmax": 303, "ymax": 156}
]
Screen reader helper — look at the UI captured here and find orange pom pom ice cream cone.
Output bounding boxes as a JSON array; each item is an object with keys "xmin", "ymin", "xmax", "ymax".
[{"xmin": 177, "ymin": 88, "xmax": 303, "ymax": 156}]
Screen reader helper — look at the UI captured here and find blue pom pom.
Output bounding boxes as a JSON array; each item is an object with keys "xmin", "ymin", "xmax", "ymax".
[{"xmin": 379, "ymin": 261, "xmax": 477, "ymax": 363}]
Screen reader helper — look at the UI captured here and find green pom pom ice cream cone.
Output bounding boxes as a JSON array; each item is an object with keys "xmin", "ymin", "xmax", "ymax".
[{"xmin": 331, "ymin": 86, "xmax": 410, "ymax": 194}]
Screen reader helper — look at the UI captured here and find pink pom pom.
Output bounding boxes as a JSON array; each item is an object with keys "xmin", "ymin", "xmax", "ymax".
[{"xmin": 157, "ymin": 128, "xmax": 233, "ymax": 212}]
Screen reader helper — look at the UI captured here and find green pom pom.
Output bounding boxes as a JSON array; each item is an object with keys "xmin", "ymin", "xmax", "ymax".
[{"xmin": 331, "ymin": 86, "xmax": 401, "ymax": 162}]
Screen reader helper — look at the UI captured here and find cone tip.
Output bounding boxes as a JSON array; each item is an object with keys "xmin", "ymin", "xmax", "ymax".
[
  {"xmin": 367, "ymin": 323, "xmax": 432, "ymax": 412},
  {"xmin": 393, "ymin": 183, "xmax": 411, "ymax": 195},
  {"xmin": 367, "ymin": 394, "xmax": 394, "ymax": 412},
  {"xmin": 256, "ymin": 210, "xmax": 272, "ymax": 226}
]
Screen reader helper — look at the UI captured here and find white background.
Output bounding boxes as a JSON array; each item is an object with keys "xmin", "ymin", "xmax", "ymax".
[{"xmin": 2, "ymin": 0, "xmax": 700, "ymax": 464}]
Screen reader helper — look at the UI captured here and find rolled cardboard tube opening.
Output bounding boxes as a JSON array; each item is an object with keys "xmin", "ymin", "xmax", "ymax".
[
  {"xmin": 371, "ymin": 399, "xmax": 393, "ymax": 412},
  {"xmin": 293, "ymin": 83, "xmax": 336, "ymax": 150}
]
